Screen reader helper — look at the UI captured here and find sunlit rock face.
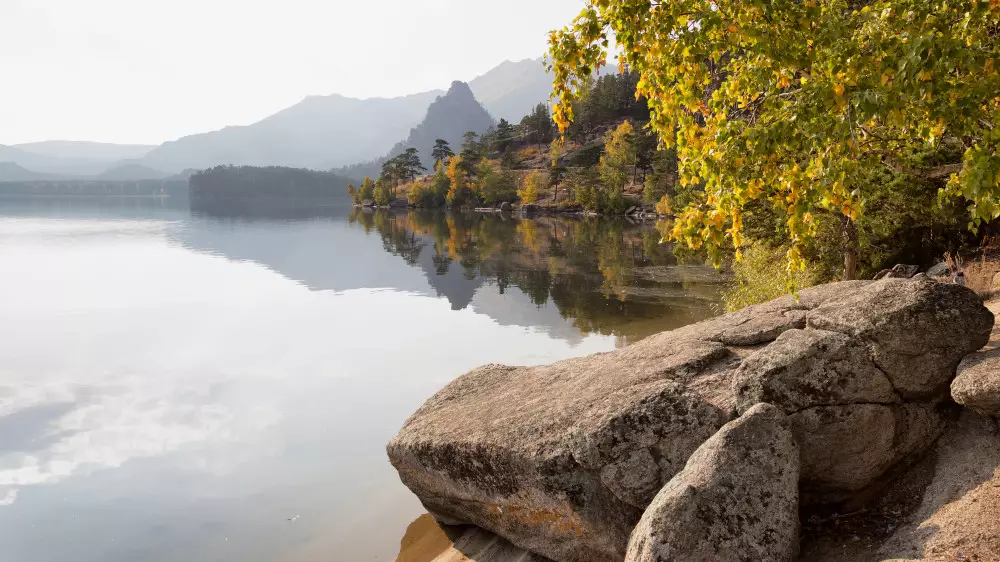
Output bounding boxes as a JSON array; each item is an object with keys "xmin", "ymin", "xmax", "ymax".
[{"xmin": 388, "ymin": 276, "xmax": 993, "ymax": 562}]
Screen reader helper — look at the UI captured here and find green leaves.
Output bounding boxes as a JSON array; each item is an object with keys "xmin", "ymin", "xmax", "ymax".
[{"xmin": 548, "ymin": 0, "xmax": 1000, "ymax": 272}]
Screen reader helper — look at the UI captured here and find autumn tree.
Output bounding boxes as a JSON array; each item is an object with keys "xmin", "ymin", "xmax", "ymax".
[
  {"xmin": 359, "ymin": 176, "xmax": 375, "ymax": 202},
  {"xmin": 431, "ymin": 139, "xmax": 455, "ymax": 168},
  {"xmin": 373, "ymin": 178, "xmax": 395, "ymax": 206},
  {"xmin": 431, "ymin": 161, "xmax": 450, "ymax": 200},
  {"xmin": 519, "ymin": 170, "xmax": 545, "ymax": 204},
  {"xmin": 549, "ymin": 1, "xmax": 1000, "ymax": 279},
  {"xmin": 475, "ymin": 158, "xmax": 517, "ymax": 205},
  {"xmin": 599, "ymin": 120, "xmax": 635, "ymax": 208},
  {"xmin": 446, "ymin": 154, "xmax": 472, "ymax": 206}
]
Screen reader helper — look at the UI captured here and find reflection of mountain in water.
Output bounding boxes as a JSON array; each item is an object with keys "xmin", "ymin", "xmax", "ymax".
[
  {"xmin": 173, "ymin": 210, "xmax": 430, "ymax": 295},
  {"xmin": 348, "ymin": 209, "xmax": 725, "ymax": 345},
  {"xmin": 469, "ymin": 285, "xmax": 587, "ymax": 346},
  {"xmin": 171, "ymin": 205, "xmax": 724, "ymax": 346}
]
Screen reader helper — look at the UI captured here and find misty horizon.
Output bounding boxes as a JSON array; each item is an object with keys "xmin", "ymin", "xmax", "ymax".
[
  {"xmin": 2, "ymin": 57, "xmax": 545, "ymax": 148},
  {"xmin": 1, "ymin": 0, "xmax": 585, "ymax": 146}
]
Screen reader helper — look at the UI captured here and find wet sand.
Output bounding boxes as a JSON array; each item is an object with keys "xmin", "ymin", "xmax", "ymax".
[{"xmin": 395, "ymin": 514, "xmax": 545, "ymax": 562}]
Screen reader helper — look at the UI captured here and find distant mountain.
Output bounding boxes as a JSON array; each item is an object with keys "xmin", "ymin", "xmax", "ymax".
[
  {"xmin": 0, "ymin": 145, "xmax": 60, "ymax": 173},
  {"xmin": 0, "ymin": 144, "xmax": 166, "ymax": 181},
  {"xmin": 387, "ymin": 81, "xmax": 495, "ymax": 169},
  {"xmin": 0, "ymin": 162, "xmax": 61, "ymax": 182},
  {"xmin": 94, "ymin": 163, "xmax": 169, "ymax": 181},
  {"xmin": 470, "ymin": 58, "xmax": 553, "ymax": 123},
  {"xmin": 13, "ymin": 141, "xmax": 155, "ymax": 162},
  {"xmin": 0, "ymin": 60, "xmax": 559, "ymax": 177},
  {"xmin": 0, "ymin": 143, "xmax": 141, "ymax": 176},
  {"xmin": 136, "ymin": 91, "xmax": 443, "ymax": 174}
]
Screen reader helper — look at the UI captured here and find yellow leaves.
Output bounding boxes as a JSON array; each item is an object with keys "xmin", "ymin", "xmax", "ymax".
[
  {"xmin": 655, "ymin": 195, "xmax": 672, "ymax": 215},
  {"xmin": 708, "ymin": 211, "xmax": 726, "ymax": 229},
  {"xmin": 545, "ymin": 0, "xmax": 1000, "ymax": 276},
  {"xmin": 833, "ymin": 82, "xmax": 847, "ymax": 110}
]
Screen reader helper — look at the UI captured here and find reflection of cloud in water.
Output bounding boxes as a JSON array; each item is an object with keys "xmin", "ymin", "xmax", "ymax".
[
  {"xmin": 0, "ymin": 217, "xmax": 175, "ymax": 241},
  {"xmin": 0, "ymin": 376, "xmax": 280, "ymax": 507},
  {"xmin": 0, "ymin": 489, "xmax": 16, "ymax": 506}
]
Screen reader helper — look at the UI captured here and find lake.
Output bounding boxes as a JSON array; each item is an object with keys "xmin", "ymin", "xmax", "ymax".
[{"xmin": 0, "ymin": 198, "xmax": 723, "ymax": 562}]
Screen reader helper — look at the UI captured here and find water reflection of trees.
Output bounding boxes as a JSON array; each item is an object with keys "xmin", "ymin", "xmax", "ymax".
[{"xmin": 349, "ymin": 209, "xmax": 723, "ymax": 343}]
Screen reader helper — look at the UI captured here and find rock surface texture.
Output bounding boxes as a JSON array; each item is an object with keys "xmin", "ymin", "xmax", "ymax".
[
  {"xmin": 952, "ymin": 347, "xmax": 1000, "ymax": 417},
  {"xmin": 387, "ymin": 276, "xmax": 993, "ymax": 562},
  {"xmin": 625, "ymin": 403, "xmax": 800, "ymax": 562}
]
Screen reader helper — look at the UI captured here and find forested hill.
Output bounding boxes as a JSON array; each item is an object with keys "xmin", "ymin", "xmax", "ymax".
[
  {"xmin": 387, "ymin": 82, "xmax": 495, "ymax": 170},
  {"xmin": 337, "ymin": 81, "xmax": 496, "ymax": 180},
  {"xmin": 189, "ymin": 166, "xmax": 357, "ymax": 202}
]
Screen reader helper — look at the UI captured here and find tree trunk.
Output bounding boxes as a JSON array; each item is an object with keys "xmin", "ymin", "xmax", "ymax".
[{"xmin": 841, "ymin": 215, "xmax": 859, "ymax": 281}]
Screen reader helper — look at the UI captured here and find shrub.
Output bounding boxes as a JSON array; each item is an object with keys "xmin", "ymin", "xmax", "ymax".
[
  {"xmin": 721, "ymin": 241, "xmax": 820, "ymax": 312},
  {"xmin": 946, "ymin": 252, "xmax": 1000, "ymax": 300}
]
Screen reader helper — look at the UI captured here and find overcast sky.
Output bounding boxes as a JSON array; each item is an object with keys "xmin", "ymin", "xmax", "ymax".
[{"xmin": 0, "ymin": 0, "xmax": 586, "ymax": 146}]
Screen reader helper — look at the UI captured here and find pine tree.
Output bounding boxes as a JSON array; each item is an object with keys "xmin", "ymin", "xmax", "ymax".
[
  {"xmin": 431, "ymin": 139, "xmax": 455, "ymax": 168},
  {"xmin": 400, "ymin": 148, "xmax": 426, "ymax": 182},
  {"xmin": 520, "ymin": 103, "xmax": 554, "ymax": 147},
  {"xmin": 494, "ymin": 119, "xmax": 516, "ymax": 153},
  {"xmin": 459, "ymin": 132, "xmax": 481, "ymax": 176}
]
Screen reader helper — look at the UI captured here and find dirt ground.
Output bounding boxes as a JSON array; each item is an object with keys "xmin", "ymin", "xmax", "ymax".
[
  {"xmin": 801, "ymin": 299, "xmax": 1000, "ymax": 561},
  {"xmin": 800, "ymin": 409, "xmax": 1000, "ymax": 562}
]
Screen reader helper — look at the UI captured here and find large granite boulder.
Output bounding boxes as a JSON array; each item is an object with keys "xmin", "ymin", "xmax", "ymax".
[
  {"xmin": 806, "ymin": 275, "xmax": 992, "ymax": 398},
  {"xmin": 787, "ymin": 402, "xmax": 945, "ymax": 503},
  {"xmin": 625, "ymin": 403, "xmax": 799, "ymax": 562},
  {"xmin": 388, "ymin": 277, "xmax": 992, "ymax": 562},
  {"xmin": 952, "ymin": 347, "xmax": 1000, "ymax": 417},
  {"xmin": 388, "ymin": 343, "xmax": 735, "ymax": 562}
]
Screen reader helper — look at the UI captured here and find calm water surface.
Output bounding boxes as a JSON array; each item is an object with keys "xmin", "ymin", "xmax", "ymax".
[{"xmin": 0, "ymin": 199, "xmax": 722, "ymax": 562}]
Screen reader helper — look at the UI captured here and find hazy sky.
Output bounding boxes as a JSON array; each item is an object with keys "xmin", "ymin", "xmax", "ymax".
[{"xmin": 0, "ymin": 0, "xmax": 586, "ymax": 146}]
